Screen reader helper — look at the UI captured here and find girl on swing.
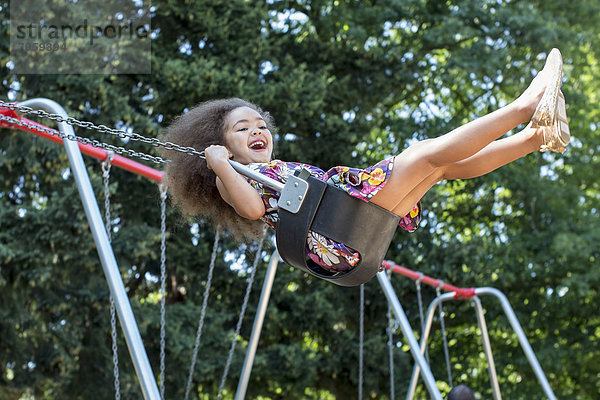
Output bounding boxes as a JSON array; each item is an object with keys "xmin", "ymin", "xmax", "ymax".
[{"xmin": 163, "ymin": 48, "xmax": 570, "ymax": 273}]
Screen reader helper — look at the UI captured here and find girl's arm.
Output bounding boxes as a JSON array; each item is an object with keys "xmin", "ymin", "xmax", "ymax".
[{"xmin": 205, "ymin": 145, "xmax": 266, "ymax": 220}]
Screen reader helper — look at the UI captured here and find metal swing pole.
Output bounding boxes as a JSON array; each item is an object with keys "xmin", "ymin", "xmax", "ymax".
[
  {"xmin": 17, "ymin": 98, "xmax": 161, "ymax": 400},
  {"xmin": 235, "ymin": 249, "xmax": 280, "ymax": 400},
  {"xmin": 475, "ymin": 288, "xmax": 556, "ymax": 400},
  {"xmin": 406, "ymin": 292, "xmax": 453, "ymax": 400},
  {"xmin": 406, "ymin": 292, "xmax": 503, "ymax": 400},
  {"xmin": 472, "ymin": 296, "xmax": 502, "ymax": 400},
  {"xmin": 376, "ymin": 271, "xmax": 443, "ymax": 400}
]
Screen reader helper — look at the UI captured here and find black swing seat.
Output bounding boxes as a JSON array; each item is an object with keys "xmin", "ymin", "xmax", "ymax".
[{"xmin": 275, "ymin": 171, "xmax": 400, "ymax": 287}]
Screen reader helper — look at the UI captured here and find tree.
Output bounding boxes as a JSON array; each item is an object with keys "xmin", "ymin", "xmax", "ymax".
[{"xmin": 1, "ymin": 0, "xmax": 599, "ymax": 398}]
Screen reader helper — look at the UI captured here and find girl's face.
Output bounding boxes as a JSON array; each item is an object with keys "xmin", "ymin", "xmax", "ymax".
[{"xmin": 223, "ymin": 106, "xmax": 273, "ymax": 164}]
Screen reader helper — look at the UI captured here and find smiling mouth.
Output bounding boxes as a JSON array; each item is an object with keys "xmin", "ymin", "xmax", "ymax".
[{"xmin": 249, "ymin": 140, "xmax": 267, "ymax": 150}]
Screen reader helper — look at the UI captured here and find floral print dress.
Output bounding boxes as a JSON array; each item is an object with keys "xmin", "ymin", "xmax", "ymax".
[{"xmin": 247, "ymin": 159, "xmax": 421, "ymax": 272}]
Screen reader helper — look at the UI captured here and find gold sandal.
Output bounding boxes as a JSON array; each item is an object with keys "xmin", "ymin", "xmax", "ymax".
[
  {"xmin": 539, "ymin": 90, "xmax": 570, "ymax": 153},
  {"xmin": 531, "ymin": 49, "xmax": 570, "ymax": 153}
]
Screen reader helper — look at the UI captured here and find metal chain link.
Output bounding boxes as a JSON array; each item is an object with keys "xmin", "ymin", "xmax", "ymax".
[
  {"xmin": 436, "ymin": 285, "xmax": 453, "ymax": 387},
  {"xmin": 184, "ymin": 227, "xmax": 222, "ymax": 400},
  {"xmin": 102, "ymin": 155, "xmax": 121, "ymax": 400},
  {"xmin": 0, "ymin": 112, "xmax": 169, "ymax": 164},
  {"xmin": 159, "ymin": 184, "xmax": 168, "ymax": 400},
  {"xmin": 0, "ymin": 100, "xmax": 206, "ymax": 163},
  {"xmin": 217, "ymin": 232, "xmax": 266, "ymax": 400},
  {"xmin": 415, "ymin": 274, "xmax": 429, "ymax": 362},
  {"xmin": 109, "ymin": 299, "xmax": 121, "ymax": 400},
  {"xmin": 102, "ymin": 155, "xmax": 114, "ymax": 241}
]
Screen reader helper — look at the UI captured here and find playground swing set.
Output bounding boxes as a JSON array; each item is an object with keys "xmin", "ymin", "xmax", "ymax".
[{"xmin": 1, "ymin": 98, "xmax": 557, "ymax": 399}]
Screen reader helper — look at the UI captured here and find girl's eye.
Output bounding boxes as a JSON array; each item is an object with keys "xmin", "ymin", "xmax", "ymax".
[
  {"xmin": 237, "ymin": 127, "xmax": 248, "ymax": 132},
  {"xmin": 260, "ymin": 126, "xmax": 267, "ymax": 130}
]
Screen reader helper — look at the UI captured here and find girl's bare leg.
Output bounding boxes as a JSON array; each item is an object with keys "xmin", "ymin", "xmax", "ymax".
[
  {"xmin": 370, "ymin": 101, "xmax": 531, "ymax": 212},
  {"xmin": 388, "ymin": 125, "xmax": 544, "ymax": 216},
  {"xmin": 441, "ymin": 124, "xmax": 542, "ymax": 180},
  {"xmin": 371, "ymin": 50, "xmax": 557, "ymax": 215}
]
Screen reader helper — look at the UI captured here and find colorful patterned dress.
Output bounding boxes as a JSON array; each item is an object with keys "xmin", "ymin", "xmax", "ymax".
[{"xmin": 247, "ymin": 159, "xmax": 421, "ymax": 273}]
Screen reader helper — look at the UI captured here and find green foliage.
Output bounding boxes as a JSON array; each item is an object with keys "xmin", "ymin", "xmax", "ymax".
[{"xmin": 1, "ymin": 0, "xmax": 599, "ymax": 399}]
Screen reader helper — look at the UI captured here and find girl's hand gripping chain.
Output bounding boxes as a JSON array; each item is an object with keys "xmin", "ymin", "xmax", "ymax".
[{"xmin": 205, "ymin": 144, "xmax": 232, "ymax": 172}]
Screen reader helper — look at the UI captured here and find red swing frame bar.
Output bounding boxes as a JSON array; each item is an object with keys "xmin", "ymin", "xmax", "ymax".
[
  {"xmin": 381, "ymin": 260, "xmax": 557, "ymax": 399},
  {"xmin": 0, "ymin": 105, "xmax": 164, "ymax": 183},
  {"xmin": 382, "ymin": 260, "xmax": 477, "ymax": 299}
]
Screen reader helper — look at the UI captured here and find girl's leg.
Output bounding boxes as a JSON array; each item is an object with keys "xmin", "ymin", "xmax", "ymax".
[
  {"xmin": 441, "ymin": 124, "xmax": 542, "ymax": 180},
  {"xmin": 371, "ymin": 50, "xmax": 558, "ymax": 214},
  {"xmin": 389, "ymin": 125, "xmax": 543, "ymax": 216},
  {"xmin": 370, "ymin": 101, "xmax": 530, "ymax": 212}
]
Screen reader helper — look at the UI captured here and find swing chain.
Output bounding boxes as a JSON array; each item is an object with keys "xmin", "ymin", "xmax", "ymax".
[
  {"xmin": 415, "ymin": 272, "xmax": 429, "ymax": 362},
  {"xmin": 159, "ymin": 184, "xmax": 168, "ymax": 400},
  {"xmin": 109, "ymin": 298, "xmax": 121, "ymax": 400},
  {"xmin": 0, "ymin": 112, "xmax": 169, "ymax": 164},
  {"xmin": 102, "ymin": 154, "xmax": 121, "ymax": 400},
  {"xmin": 184, "ymin": 227, "xmax": 222, "ymax": 400},
  {"xmin": 0, "ymin": 101, "xmax": 206, "ymax": 163},
  {"xmin": 102, "ymin": 153, "xmax": 114, "ymax": 242},
  {"xmin": 386, "ymin": 269, "xmax": 400, "ymax": 332},
  {"xmin": 436, "ymin": 285, "xmax": 453, "ymax": 388},
  {"xmin": 217, "ymin": 230, "xmax": 266, "ymax": 400}
]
